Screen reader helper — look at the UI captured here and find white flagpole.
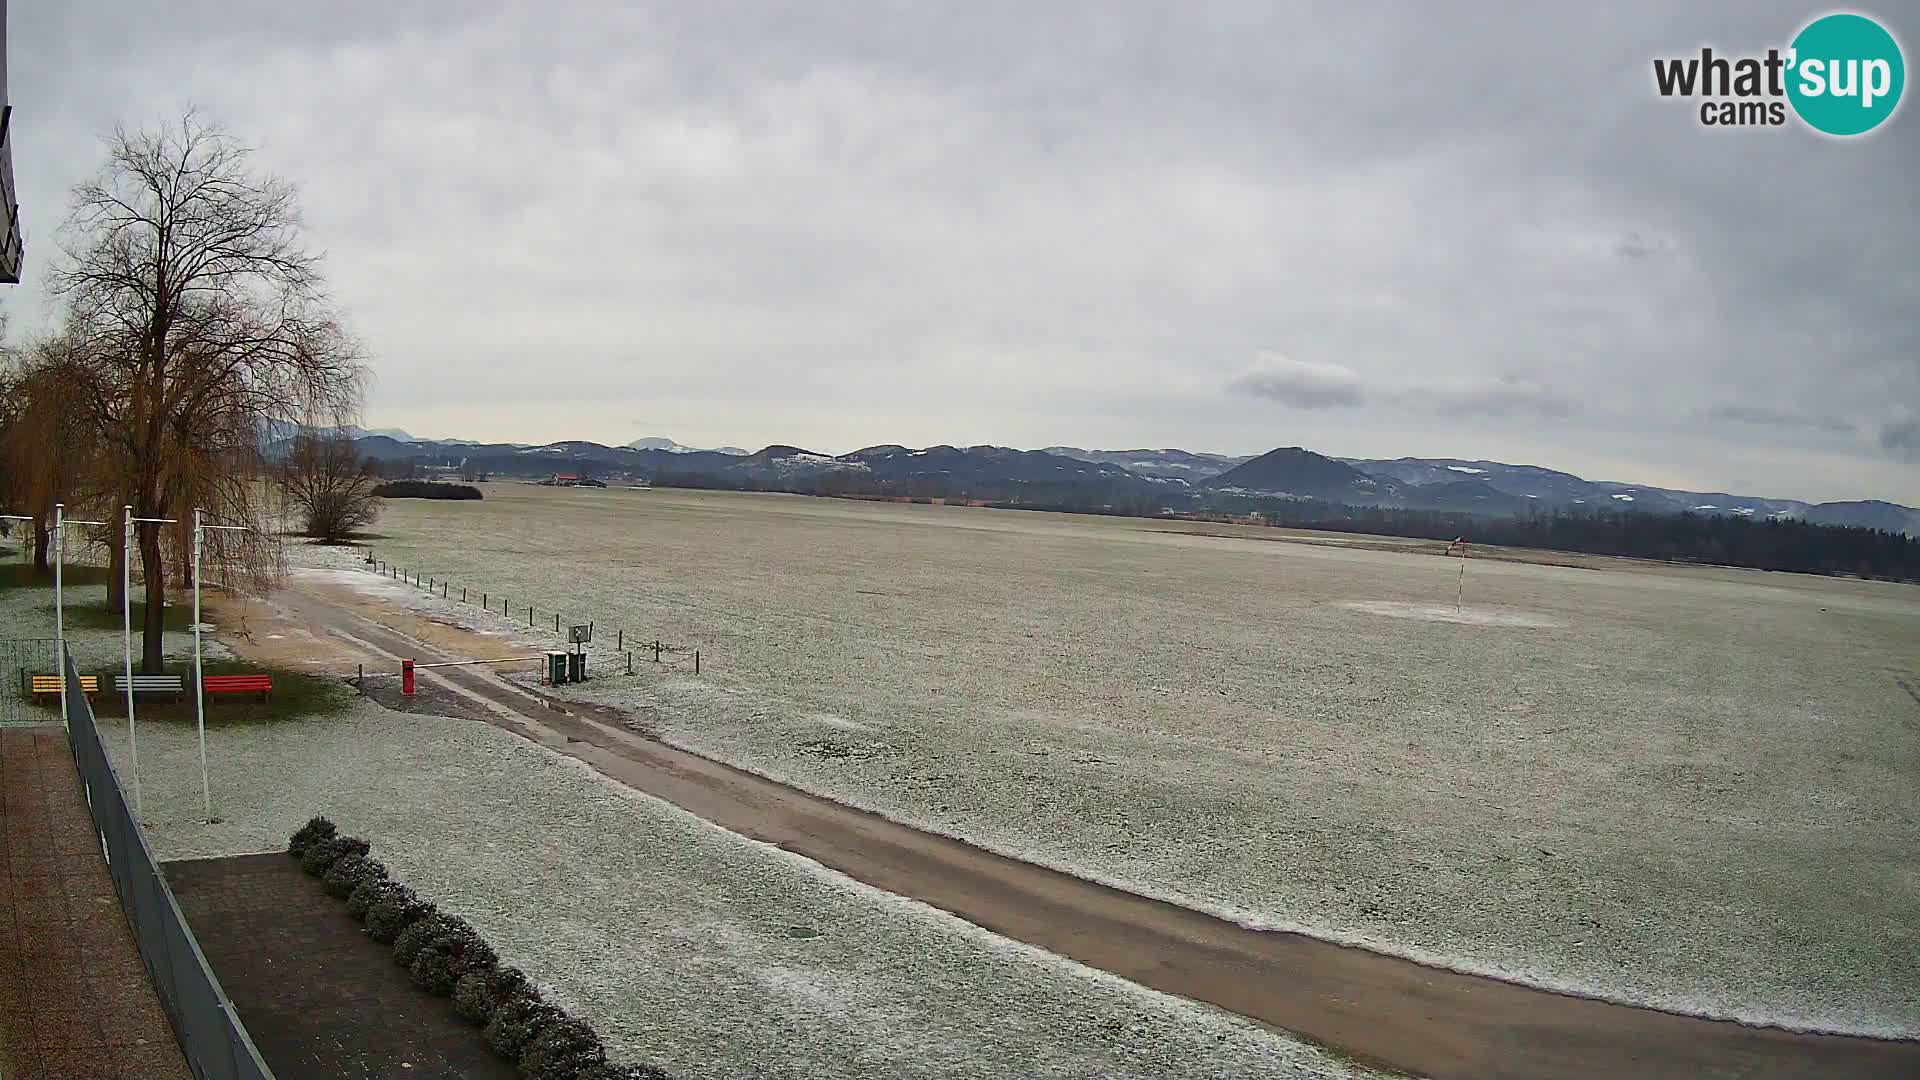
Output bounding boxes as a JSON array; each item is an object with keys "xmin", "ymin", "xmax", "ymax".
[
  {"xmin": 54, "ymin": 503, "xmax": 65, "ymax": 728},
  {"xmin": 193, "ymin": 507, "xmax": 210, "ymax": 821},
  {"xmin": 123, "ymin": 506, "xmax": 142, "ymax": 817}
]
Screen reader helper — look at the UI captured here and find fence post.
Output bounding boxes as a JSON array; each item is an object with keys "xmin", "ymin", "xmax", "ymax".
[
  {"xmin": 555, "ymin": 613, "xmax": 560, "ymax": 633},
  {"xmin": 695, "ymin": 650, "xmax": 700, "ymax": 676},
  {"xmin": 626, "ymin": 651, "xmax": 633, "ymax": 675},
  {"xmin": 462, "ymin": 587, "xmax": 467, "ymax": 603},
  {"xmin": 443, "ymin": 582, "xmax": 448, "ymax": 598},
  {"xmin": 654, "ymin": 640, "xmax": 661, "ymax": 663},
  {"xmin": 616, "ymin": 628, "xmax": 622, "ymax": 651}
]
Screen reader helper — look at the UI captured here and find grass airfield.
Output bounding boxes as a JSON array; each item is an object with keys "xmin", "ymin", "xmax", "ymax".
[{"xmin": 337, "ymin": 485, "xmax": 1920, "ymax": 1035}]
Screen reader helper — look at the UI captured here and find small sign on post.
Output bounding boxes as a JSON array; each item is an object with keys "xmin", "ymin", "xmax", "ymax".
[{"xmin": 568, "ymin": 624, "xmax": 592, "ymax": 645}]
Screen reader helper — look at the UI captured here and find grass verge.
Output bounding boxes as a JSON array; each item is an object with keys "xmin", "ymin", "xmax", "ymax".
[
  {"xmin": 21, "ymin": 659, "xmax": 354, "ymax": 728},
  {"xmin": 0, "ymin": 562, "xmax": 113, "ymax": 591}
]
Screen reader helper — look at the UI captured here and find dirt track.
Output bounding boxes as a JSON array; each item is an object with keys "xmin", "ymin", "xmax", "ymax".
[{"xmin": 242, "ymin": 578, "xmax": 1920, "ymax": 1080}]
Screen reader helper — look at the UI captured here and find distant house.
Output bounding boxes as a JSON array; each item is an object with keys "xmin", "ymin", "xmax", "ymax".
[{"xmin": 540, "ymin": 473, "xmax": 582, "ymax": 487}]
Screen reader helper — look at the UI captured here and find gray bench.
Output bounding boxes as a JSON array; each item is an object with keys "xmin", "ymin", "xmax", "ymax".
[{"xmin": 112, "ymin": 673, "xmax": 186, "ymax": 699}]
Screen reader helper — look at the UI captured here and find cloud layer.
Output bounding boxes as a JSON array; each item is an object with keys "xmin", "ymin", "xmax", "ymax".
[{"xmin": 7, "ymin": 1, "xmax": 1917, "ymax": 504}]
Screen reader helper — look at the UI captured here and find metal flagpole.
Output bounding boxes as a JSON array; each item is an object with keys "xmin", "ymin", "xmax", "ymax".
[
  {"xmin": 53, "ymin": 503, "xmax": 64, "ymax": 728},
  {"xmin": 123, "ymin": 508, "xmax": 176, "ymax": 820},
  {"xmin": 49, "ymin": 507, "xmax": 110, "ymax": 730},
  {"xmin": 193, "ymin": 508, "xmax": 208, "ymax": 820},
  {"xmin": 191, "ymin": 510, "xmax": 251, "ymax": 823},
  {"xmin": 124, "ymin": 507, "xmax": 138, "ymax": 814}
]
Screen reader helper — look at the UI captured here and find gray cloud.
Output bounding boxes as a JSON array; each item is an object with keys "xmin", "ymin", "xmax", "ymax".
[
  {"xmin": 1414, "ymin": 376, "xmax": 1576, "ymax": 420},
  {"xmin": 1613, "ymin": 231, "xmax": 1668, "ymax": 260},
  {"xmin": 1883, "ymin": 417, "xmax": 1920, "ymax": 459},
  {"xmin": 1229, "ymin": 356, "xmax": 1366, "ymax": 409},
  {"xmin": 5, "ymin": 1, "xmax": 1917, "ymax": 505},
  {"xmin": 1703, "ymin": 405, "xmax": 1856, "ymax": 435},
  {"xmin": 1231, "ymin": 363, "xmax": 1574, "ymax": 420}
]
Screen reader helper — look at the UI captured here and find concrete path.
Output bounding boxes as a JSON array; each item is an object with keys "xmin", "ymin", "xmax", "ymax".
[
  {"xmin": 272, "ymin": 583, "xmax": 1920, "ymax": 1080},
  {"xmin": 0, "ymin": 724, "xmax": 191, "ymax": 1079}
]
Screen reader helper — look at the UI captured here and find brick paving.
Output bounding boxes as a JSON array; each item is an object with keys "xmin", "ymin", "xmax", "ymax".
[
  {"xmin": 166, "ymin": 853, "xmax": 519, "ymax": 1080},
  {"xmin": 0, "ymin": 724, "xmax": 191, "ymax": 1079}
]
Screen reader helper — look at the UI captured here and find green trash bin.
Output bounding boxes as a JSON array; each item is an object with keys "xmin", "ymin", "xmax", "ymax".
[
  {"xmin": 546, "ymin": 650, "xmax": 568, "ymax": 685},
  {"xmin": 567, "ymin": 650, "xmax": 587, "ymax": 683}
]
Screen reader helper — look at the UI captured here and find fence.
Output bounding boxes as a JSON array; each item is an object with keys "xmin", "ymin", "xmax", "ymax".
[
  {"xmin": 64, "ymin": 648, "xmax": 275, "ymax": 1080},
  {"xmin": 363, "ymin": 552, "xmax": 704, "ymax": 675},
  {"xmin": 1, "ymin": 637, "xmax": 59, "ymax": 723}
]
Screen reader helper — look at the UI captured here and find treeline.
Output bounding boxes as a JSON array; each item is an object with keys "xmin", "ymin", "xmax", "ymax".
[
  {"xmin": 1205, "ymin": 498, "xmax": 1920, "ymax": 581},
  {"xmin": 371, "ymin": 481, "xmax": 483, "ymax": 501},
  {"xmin": 650, "ymin": 468, "xmax": 1918, "ymax": 580}
]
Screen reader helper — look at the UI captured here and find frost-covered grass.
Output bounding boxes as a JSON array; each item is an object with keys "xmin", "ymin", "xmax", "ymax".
[
  {"xmin": 0, "ymin": 550, "xmax": 227, "ymax": 676},
  {"xmin": 350, "ymin": 485, "xmax": 1920, "ymax": 1036},
  {"xmin": 102, "ymin": 701, "xmax": 1378, "ymax": 1080},
  {"xmin": 0, "ymin": 549, "xmax": 347, "ymax": 727}
]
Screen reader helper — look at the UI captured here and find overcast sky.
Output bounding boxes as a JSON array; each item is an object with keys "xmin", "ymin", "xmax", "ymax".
[{"xmin": 8, "ymin": 2, "xmax": 1917, "ymax": 503}]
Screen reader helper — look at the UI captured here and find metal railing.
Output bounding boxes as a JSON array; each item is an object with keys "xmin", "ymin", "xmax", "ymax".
[{"xmin": 64, "ymin": 648, "xmax": 275, "ymax": 1080}]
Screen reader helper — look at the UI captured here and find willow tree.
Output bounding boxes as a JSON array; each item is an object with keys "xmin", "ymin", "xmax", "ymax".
[
  {"xmin": 51, "ymin": 113, "xmax": 363, "ymax": 671},
  {"xmin": 1, "ymin": 340, "xmax": 111, "ymax": 573}
]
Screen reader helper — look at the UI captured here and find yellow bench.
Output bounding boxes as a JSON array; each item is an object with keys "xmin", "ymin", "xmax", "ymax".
[{"xmin": 24, "ymin": 674, "xmax": 100, "ymax": 699}]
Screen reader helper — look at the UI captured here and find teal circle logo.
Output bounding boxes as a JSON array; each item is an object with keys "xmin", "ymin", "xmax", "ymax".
[{"xmin": 1787, "ymin": 13, "xmax": 1905, "ymax": 135}]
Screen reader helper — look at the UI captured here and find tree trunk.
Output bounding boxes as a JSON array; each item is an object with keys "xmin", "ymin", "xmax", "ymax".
[
  {"xmin": 138, "ymin": 521, "xmax": 168, "ymax": 674},
  {"xmin": 33, "ymin": 523, "xmax": 50, "ymax": 573}
]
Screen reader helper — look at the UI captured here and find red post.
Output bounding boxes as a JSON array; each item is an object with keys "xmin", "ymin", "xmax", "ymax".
[{"xmin": 402, "ymin": 658, "xmax": 416, "ymax": 696}]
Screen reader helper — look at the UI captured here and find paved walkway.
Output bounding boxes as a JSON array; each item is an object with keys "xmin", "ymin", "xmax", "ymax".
[
  {"xmin": 0, "ymin": 724, "xmax": 190, "ymax": 1079},
  {"xmin": 168, "ymin": 854, "xmax": 519, "ymax": 1080}
]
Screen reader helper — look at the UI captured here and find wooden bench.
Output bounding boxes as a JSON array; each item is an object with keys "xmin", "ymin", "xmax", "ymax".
[
  {"xmin": 24, "ymin": 674, "xmax": 100, "ymax": 699},
  {"xmin": 112, "ymin": 673, "xmax": 187, "ymax": 700},
  {"xmin": 203, "ymin": 674, "xmax": 273, "ymax": 701}
]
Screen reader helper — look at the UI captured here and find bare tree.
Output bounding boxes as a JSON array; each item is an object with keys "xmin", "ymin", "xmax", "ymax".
[
  {"xmin": 280, "ymin": 433, "xmax": 383, "ymax": 543},
  {"xmin": 50, "ymin": 112, "xmax": 364, "ymax": 671}
]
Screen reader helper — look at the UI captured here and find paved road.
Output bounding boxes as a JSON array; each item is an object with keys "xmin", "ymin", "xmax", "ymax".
[{"xmin": 279, "ymin": 584, "xmax": 1920, "ymax": 1080}]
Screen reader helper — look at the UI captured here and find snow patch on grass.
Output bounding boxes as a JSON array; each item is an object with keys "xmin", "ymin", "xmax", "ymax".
[
  {"xmin": 103, "ymin": 702, "xmax": 1379, "ymax": 1079},
  {"xmin": 1339, "ymin": 600, "xmax": 1563, "ymax": 628}
]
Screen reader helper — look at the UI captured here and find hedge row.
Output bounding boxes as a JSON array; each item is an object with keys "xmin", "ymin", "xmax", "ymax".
[{"xmin": 289, "ymin": 816, "xmax": 668, "ymax": 1080}]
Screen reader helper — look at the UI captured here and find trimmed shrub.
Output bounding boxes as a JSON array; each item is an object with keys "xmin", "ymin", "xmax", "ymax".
[
  {"xmin": 394, "ymin": 913, "xmax": 464, "ymax": 968},
  {"xmin": 519, "ymin": 1014, "xmax": 606, "ymax": 1080},
  {"xmin": 323, "ymin": 854, "xmax": 387, "ymax": 899},
  {"xmin": 287, "ymin": 816, "xmax": 336, "ymax": 858},
  {"xmin": 487, "ymin": 965, "xmax": 534, "ymax": 1004},
  {"xmin": 346, "ymin": 877, "xmax": 400, "ymax": 921},
  {"xmin": 411, "ymin": 931, "xmax": 497, "ymax": 996},
  {"xmin": 456, "ymin": 964, "xmax": 535, "ymax": 1023},
  {"xmin": 301, "ymin": 834, "xmax": 369, "ymax": 877},
  {"xmin": 366, "ymin": 888, "xmax": 435, "ymax": 944},
  {"xmin": 484, "ymin": 997, "xmax": 564, "ymax": 1063},
  {"xmin": 453, "ymin": 970, "xmax": 495, "ymax": 1023}
]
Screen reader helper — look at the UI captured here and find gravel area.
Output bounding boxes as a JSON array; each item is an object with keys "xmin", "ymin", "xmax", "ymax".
[
  {"xmin": 99, "ymin": 700, "xmax": 1378, "ymax": 1080},
  {"xmin": 346, "ymin": 485, "xmax": 1920, "ymax": 1037}
]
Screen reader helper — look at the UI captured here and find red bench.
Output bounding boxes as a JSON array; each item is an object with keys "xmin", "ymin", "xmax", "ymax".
[{"xmin": 203, "ymin": 674, "xmax": 273, "ymax": 701}]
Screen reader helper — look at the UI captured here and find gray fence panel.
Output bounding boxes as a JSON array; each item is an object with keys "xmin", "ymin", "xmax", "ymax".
[{"xmin": 64, "ymin": 649, "xmax": 275, "ymax": 1080}]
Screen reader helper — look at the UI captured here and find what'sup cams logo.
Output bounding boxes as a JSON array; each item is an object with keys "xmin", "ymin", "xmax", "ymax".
[{"xmin": 1653, "ymin": 11, "xmax": 1905, "ymax": 135}]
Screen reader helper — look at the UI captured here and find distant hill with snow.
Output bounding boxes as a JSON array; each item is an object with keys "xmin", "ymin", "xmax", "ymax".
[
  {"xmin": 314, "ymin": 427, "xmax": 1917, "ymax": 536},
  {"xmin": 628, "ymin": 436, "xmax": 750, "ymax": 455}
]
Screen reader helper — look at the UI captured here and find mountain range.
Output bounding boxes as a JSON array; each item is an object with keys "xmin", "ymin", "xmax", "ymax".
[{"xmin": 302, "ymin": 432, "xmax": 1920, "ymax": 536}]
